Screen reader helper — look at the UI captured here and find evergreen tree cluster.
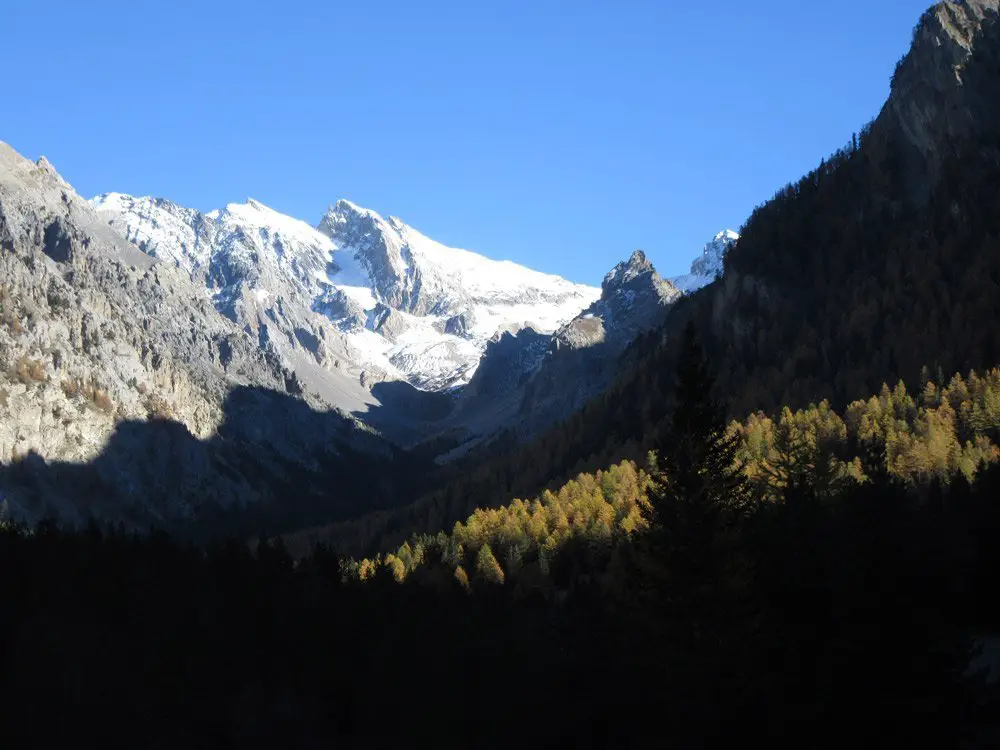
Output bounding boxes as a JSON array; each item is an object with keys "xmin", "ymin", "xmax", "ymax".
[{"xmin": 337, "ymin": 365, "xmax": 1000, "ymax": 572}]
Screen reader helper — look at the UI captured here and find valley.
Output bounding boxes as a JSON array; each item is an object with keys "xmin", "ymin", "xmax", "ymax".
[{"xmin": 1, "ymin": 1, "xmax": 999, "ymax": 747}]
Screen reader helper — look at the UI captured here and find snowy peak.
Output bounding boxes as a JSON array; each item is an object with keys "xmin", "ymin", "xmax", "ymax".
[
  {"xmin": 95, "ymin": 193, "xmax": 597, "ymax": 393},
  {"xmin": 211, "ymin": 197, "xmax": 334, "ymax": 249},
  {"xmin": 318, "ymin": 199, "xmax": 416, "ymax": 313},
  {"xmin": 671, "ymin": 229, "xmax": 739, "ymax": 293},
  {"xmin": 318, "ymin": 199, "xmax": 598, "ymax": 317},
  {"xmin": 91, "ymin": 192, "xmax": 213, "ymax": 272},
  {"xmin": 330, "ymin": 198, "xmax": 382, "ymax": 222},
  {"xmin": 691, "ymin": 229, "xmax": 739, "ymax": 278}
]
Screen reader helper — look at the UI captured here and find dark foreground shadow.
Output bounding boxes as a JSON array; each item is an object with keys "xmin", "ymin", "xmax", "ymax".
[{"xmin": 1, "ymin": 385, "xmax": 435, "ymax": 539}]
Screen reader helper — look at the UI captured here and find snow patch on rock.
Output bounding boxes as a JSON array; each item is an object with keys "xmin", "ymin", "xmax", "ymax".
[{"xmin": 670, "ymin": 229, "xmax": 739, "ymax": 293}]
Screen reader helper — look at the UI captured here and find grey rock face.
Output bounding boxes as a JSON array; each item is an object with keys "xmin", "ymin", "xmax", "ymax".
[
  {"xmin": 0, "ymin": 142, "xmax": 393, "ymax": 527},
  {"xmin": 444, "ymin": 250, "xmax": 681, "ymax": 455},
  {"xmin": 319, "ymin": 200, "xmax": 446, "ymax": 316},
  {"xmin": 553, "ymin": 316, "xmax": 607, "ymax": 351},
  {"xmin": 873, "ymin": 0, "xmax": 1000, "ymax": 196},
  {"xmin": 368, "ymin": 303, "xmax": 410, "ymax": 343},
  {"xmin": 444, "ymin": 311, "xmax": 475, "ymax": 337},
  {"xmin": 554, "ymin": 250, "xmax": 680, "ymax": 353},
  {"xmin": 314, "ymin": 288, "xmax": 366, "ymax": 331},
  {"xmin": 464, "ymin": 328, "xmax": 549, "ymax": 399},
  {"xmin": 93, "ymin": 192, "xmax": 380, "ymax": 400},
  {"xmin": 318, "ymin": 199, "xmax": 599, "ymax": 321}
]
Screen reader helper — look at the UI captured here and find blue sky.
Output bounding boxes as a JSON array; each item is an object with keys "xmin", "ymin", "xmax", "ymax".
[{"xmin": 5, "ymin": 0, "xmax": 928, "ymax": 285}]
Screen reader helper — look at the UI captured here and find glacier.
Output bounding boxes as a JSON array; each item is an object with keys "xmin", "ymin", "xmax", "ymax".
[{"xmin": 92, "ymin": 193, "xmax": 601, "ymax": 395}]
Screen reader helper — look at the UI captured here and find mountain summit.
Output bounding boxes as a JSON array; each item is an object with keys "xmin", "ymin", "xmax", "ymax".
[
  {"xmin": 670, "ymin": 229, "xmax": 739, "ymax": 293},
  {"xmin": 873, "ymin": 0, "xmax": 1000, "ymax": 197},
  {"xmin": 554, "ymin": 249, "xmax": 681, "ymax": 351},
  {"xmin": 95, "ymin": 194, "xmax": 599, "ymax": 396}
]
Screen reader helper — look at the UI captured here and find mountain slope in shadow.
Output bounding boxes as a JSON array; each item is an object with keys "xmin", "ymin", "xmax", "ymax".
[{"xmin": 1, "ymin": 385, "xmax": 433, "ymax": 538}]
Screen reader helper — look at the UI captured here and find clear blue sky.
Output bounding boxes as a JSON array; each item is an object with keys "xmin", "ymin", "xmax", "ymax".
[{"xmin": 5, "ymin": 0, "xmax": 929, "ymax": 285}]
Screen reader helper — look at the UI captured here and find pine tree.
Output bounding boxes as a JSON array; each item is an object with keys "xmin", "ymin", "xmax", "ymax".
[
  {"xmin": 647, "ymin": 322, "xmax": 755, "ymax": 553},
  {"xmin": 631, "ymin": 322, "xmax": 761, "ymax": 742}
]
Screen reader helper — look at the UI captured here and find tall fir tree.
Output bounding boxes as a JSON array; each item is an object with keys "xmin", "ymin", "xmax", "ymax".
[
  {"xmin": 626, "ymin": 322, "xmax": 763, "ymax": 743},
  {"xmin": 647, "ymin": 321, "xmax": 755, "ymax": 560}
]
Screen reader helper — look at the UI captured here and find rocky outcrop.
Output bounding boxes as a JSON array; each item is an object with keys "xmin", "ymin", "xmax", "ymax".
[
  {"xmin": 368, "ymin": 303, "xmax": 410, "ymax": 343},
  {"xmin": 93, "ymin": 192, "xmax": 383, "ymax": 403},
  {"xmin": 464, "ymin": 328, "xmax": 549, "ymax": 399},
  {"xmin": 872, "ymin": 0, "xmax": 1000, "ymax": 197},
  {"xmin": 443, "ymin": 311, "xmax": 475, "ymax": 337},
  {"xmin": 313, "ymin": 288, "xmax": 366, "ymax": 331},
  {"xmin": 318, "ymin": 200, "xmax": 434, "ymax": 315},
  {"xmin": 442, "ymin": 249, "xmax": 682, "ymax": 454},
  {"xmin": 553, "ymin": 250, "xmax": 680, "ymax": 353}
]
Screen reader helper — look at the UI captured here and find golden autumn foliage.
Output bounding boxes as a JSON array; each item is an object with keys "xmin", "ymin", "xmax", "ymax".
[
  {"xmin": 735, "ymin": 368, "xmax": 1000, "ymax": 495},
  {"xmin": 345, "ymin": 460, "xmax": 652, "ymax": 589},
  {"xmin": 347, "ymin": 369, "xmax": 1000, "ymax": 590},
  {"xmin": 474, "ymin": 544, "xmax": 505, "ymax": 585}
]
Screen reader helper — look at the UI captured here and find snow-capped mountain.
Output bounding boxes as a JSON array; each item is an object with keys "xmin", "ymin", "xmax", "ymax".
[
  {"xmin": 91, "ymin": 188, "xmax": 736, "ymax": 459},
  {"xmin": 93, "ymin": 194, "xmax": 599, "ymax": 395},
  {"xmin": 670, "ymin": 229, "xmax": 739, "ymax": 293}
]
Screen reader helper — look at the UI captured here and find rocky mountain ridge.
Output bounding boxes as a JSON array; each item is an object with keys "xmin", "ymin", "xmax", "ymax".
[
  {"xmin": 94, "ymin": 194, "xmax": 600, "ymax": 396},
  {"xmin": 0, "ymin": 142, "xmax": 408, "ymax": 527},
  {"xmin": 94, "ymin": 189, "xmax": 737, "ymax": 454},
  {"xmin": 430, "ymin": 248, "xmax": 687, "ymax": 457}
]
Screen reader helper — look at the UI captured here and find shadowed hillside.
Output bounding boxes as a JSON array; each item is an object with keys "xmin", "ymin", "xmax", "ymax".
[{"xmin": 1, "ymin": 385, "xmax": 433, "ymax": 537}]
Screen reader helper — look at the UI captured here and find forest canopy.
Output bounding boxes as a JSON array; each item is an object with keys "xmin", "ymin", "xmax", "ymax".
[{"xmin": 347, "ymin": 367, "xmax": 1000, "ymax": 590}]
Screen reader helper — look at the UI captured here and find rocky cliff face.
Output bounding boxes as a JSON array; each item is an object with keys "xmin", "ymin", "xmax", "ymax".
[
  {"xmin": 873, "ymin": 0, "xmax": 1000, "ymax": 197},
  {"xmin": 553, "ymin": 249, "xmax": 681, "ymax": 352},
  {"xmin": 666, "ymin": 0, "xmax": 1000, "ymax": 422},
  {"xmin": 318, "ymin": 199, "xmax": 598, "ymax": 319},
  {"xmin": 92, "ymin": 192, "xmax": 393, "ymax": 403},
  {"xmin": 0, "ymin": 145, "xmax": 284, "ymax": 450},
  {"xmin": 0, "ymin": 143, "xmax": 405, "ymax": 527}
]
